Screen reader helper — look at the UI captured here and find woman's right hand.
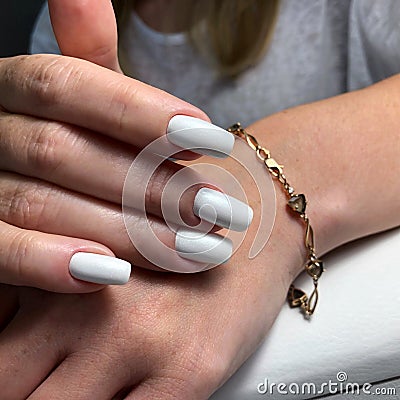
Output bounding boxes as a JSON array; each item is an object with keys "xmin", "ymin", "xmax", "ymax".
[{"xmin": 0, "ymin": 2, "xmax": 253, "ymax": 293}]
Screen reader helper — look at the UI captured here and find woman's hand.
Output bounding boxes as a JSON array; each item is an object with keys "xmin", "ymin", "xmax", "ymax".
[
  {"xmin": 0, "ymin": 0, "xmax": 257, "ymax": 293},
  {"xmin": 0, "ymin": 113, "xmax": 305, "ymax": 399},
  {"xmin": 2, "ymin": 70, "xmax": 399, "ymax": 397},
  {"xmin": 0, "ymin": 157, "xmax": 303, "ymax": 399},
  {"xmin": 1, "ymin": 0, "xmax": 398, "ymax": 398}
]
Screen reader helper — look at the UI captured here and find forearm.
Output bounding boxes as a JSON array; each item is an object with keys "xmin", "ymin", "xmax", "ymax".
[{"xmin": 247, "ymin": 74, "xmax": 400, "ymax": 257}]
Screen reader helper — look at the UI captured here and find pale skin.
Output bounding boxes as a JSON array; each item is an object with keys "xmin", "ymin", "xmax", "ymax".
[{"xmin": 0, "ymin": 0, "xmax": 399, "ymax": 399}]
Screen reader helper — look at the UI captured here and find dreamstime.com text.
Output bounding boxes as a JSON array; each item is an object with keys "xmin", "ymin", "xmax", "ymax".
[{"xmin": 257, "ymin": 371, "xmax": 397, "ymax": 396}]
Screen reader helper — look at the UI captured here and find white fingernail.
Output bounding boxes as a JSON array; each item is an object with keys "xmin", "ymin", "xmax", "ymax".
[
  {"xmin": 69, "ymin": 253, "xmax": 131, "ymax": 285},
  {"xmin": 167, "ymin": 115, "xmax": 234, "ymax": 158},
  {"xmin": 193, "ymin": 188, "xmax": 253, "ymax": 232},
  {"xmin": 175, "ymin": 229, "xmax": 233, "ymax": 266}
]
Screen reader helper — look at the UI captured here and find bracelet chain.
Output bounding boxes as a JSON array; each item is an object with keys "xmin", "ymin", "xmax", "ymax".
[{"xmin": 227, "ymin": 123, "xmax": 324, "ymax": 317}]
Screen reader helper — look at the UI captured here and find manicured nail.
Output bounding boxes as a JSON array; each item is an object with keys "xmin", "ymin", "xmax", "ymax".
[
  {"xmin": 69, "ymin": 253, "xmax": 131, "ymax": 285},
  {"xmin": 167, "ymin": 115, "xmax": 234, "ymax": 158},
  {"xmin": 193, "ymin": 188, "xmax": 253, "ymax": 232},
  {"xmin": 175, "ymin": 228, "xmax": 233, "ymax": 266}
]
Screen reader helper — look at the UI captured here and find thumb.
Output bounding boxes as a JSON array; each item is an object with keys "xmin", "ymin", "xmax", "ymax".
[{"xmin": 48, "ymin": 0, "xmax": 122, "ymax": 72}]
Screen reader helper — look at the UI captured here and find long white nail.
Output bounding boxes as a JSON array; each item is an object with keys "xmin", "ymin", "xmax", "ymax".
[
  {"xmin": 175, "ymin": 229, "xmax": 233, "ymax": 266},
  {"xmin": 194, "ymin": 188, "xmax": 253, "ymax": 232},
  {"xmin": 167, "ymin": 115, "xmax": 234, "ymax": 158},
  {"xmin": 69, "ymin": 253, "xmax": 131, "ymax": 285}
]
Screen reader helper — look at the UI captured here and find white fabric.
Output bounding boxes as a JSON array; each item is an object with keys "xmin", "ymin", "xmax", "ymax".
[
  {"xmin": 212, "ymin": 228, "xmax": 400, "ymax": 399},
  {"xmin": 30, "ymin": 0, "xmax": 400, "ymax": 128}
]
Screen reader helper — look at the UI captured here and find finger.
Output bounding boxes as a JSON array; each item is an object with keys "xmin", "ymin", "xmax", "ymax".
[
  {"xmin": 0, "ymin": 304, "xmax": 65, "ymax": 400},
  {"xmin": 0, "ymin": 217, "xmax": 132, "ymax": 292},
  {"xmin": 49, "ymin": 0, "xmax": 122, "ymax": 72},
  {"xmin": 0, "ymin": 173, "xmax": 234, "ymax": 273},
  {"xmin": 28, "ymin": 351, "xmax": 137, "ymax": 400},
  {"xmin": 0, "ymin": 55, "xmax": 234, "ymax": 159},
  {"xmin": 0, "ymin": 113, "xmax": 253, "ymax": 231}
]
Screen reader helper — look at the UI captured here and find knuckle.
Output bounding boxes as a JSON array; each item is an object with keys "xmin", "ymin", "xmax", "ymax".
[
  {"xmin": 6, "ymin": 181, "xmax": 35, "ymax": 227},
  {"xmin": 0, "ymin": 111, "xmax": 83, "ymax": 174},
  {"xmin": 14, "ymin": 55, "xmax": 82, "ymax": 109},
  {"xmin": 151, "ymin": 356, "xmax": 224, "ymax": 400},
  {"xmin": 173, "ymin": 342, "xmax": 228, "ymax": 395},
  {"xmin": 138, "ymin": 334, "xmax": 227, "ymax": 399},
  {"xmin": 197, "ymin": 352, "xmax": 229, "ymax": 390},
  {"xmin": 106, "ymin": 83, "xmax": 136, "ymax": 134},
  {"xmin": 6, "ymin": 179, "xmax": 58, "ymax": 230},
  {"xmin": 28, "ymin": 57, "xmax": 77, "ymax": 108},
  {"xmin": 5, "ymin": 228, "xmax": 34, "ymax": 284},
  {"xmin": 149, "ymin": 376, "xmax": 194, "ymax": 400},
  {"xmin": 25, "ymin": 121, "xmax": 69, "ymax": 173},
  {"xmin": 0, "ymin": 55, "xmax": 30, "ymax": 88}
]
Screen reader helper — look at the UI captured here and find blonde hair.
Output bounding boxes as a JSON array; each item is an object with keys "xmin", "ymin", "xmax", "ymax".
[{"xmin": 112, "ymin": 0, "xmax": 280, "ymax": 78}]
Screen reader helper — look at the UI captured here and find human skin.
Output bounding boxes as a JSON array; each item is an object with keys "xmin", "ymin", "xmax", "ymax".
[
  {"xmin": 0, "ymin": 0, "xmax": 399, "ymax": 398},
  {"xmin": 0, "ymin": 0, "xmax": 258, "ymax": 291},
  {"xmin": 0, "ymin": 53, "xmax": 227, "ymax": 290},
  {"xmin": 0, "ymin": 78, "xmax": 399, "ymax": 399}
]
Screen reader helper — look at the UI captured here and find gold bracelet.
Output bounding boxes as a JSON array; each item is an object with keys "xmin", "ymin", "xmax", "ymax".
[{"xmin": 228, "ymin": 123, "xmax": 324, "ymax": 317}]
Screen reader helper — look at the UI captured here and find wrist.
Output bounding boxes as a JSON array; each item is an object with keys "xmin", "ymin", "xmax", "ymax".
[
  {"xmin": 233, "ymin": 120, "xmax": 329, "ymax": 315},
  {"xmin": 246, "ymin": 110, "xmax": 347, "ymax": 256},
  {"xmin": 230, "ymin": 128, "xmax": 311, "ymax": 286}
]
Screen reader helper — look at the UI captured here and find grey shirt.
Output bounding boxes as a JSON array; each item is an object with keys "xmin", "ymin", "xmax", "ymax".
[{"xmin": 31, "ymin": 0, "xmax": 400, "ymax": 128}]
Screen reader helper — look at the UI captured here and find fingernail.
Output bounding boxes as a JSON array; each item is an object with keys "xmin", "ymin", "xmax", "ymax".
[
  {"xmin": 167, "ymin": 115, "xmax": 234, "ymax": 158},
  {"xmin": 193, "ymin": 188, "xmax": 253, "ymax": 232},
  {"xmin": 69, "ymin": 253, "xmax": 131, "ymax": 285},
  {"xmin": 175, "ymin": 228, "xmax": 233, "ymax": 266}
]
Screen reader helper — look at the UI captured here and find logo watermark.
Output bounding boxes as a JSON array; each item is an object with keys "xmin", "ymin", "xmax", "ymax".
[
  {"xmin": 257, "ymin": 371, "xmax": 397, "ymax": 396},
  {"xmin": 122, "ymin": 136, "xmax": 276, "ymax": 271}
]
